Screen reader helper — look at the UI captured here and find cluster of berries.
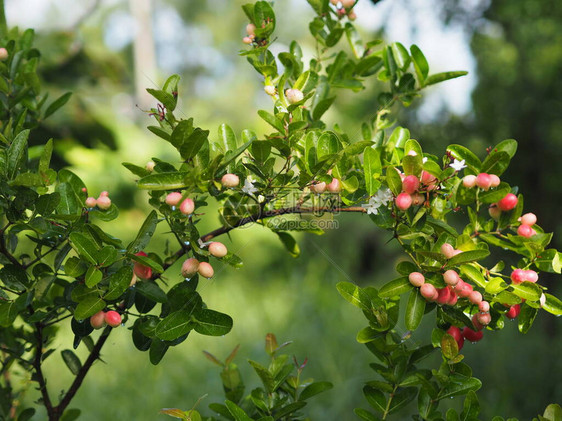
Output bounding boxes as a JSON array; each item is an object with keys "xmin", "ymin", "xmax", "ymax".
[
  {"xmin": 446, "ymin": 325, "xmax": 483, "ymax": 351},
  {"xmin": 517, "ymin": 212, "xmax": 538, "ymax": 238},
  {"xmin": 181, "ymin": 242, "xmax": 228, "ymax": 280},
  {"xmin": 84, "ymin": 190, "xmax": 112, "ymax": 210},
  {"xmin": 394, "ymin": 171, "xmax": 438, "ymax": 211},
  {"xmin": 90, "ymin": 310, "xmax": 122, "ymax": 329},
  {"xmin": 310, "ymin": 177, "xmax": 341, "ymax": 194},
  {"xmin": 242, "ymin": 23, "xmax": 257, "ymax": 45}
]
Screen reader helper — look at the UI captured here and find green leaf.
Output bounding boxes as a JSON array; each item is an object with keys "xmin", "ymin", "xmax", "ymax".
[
  {"xmin": 438, "ymin": 375, "xmax": 482, "ymax": 399},
  {"xmin": 391, "ymin": 42, "xmax": 411, "ymax": 71},
  {"xmin": 510, "ymin": 281, "xmax": 542, "ymax": 301},
  {"xmin": 543, "ymin": 293, "xmax": 562, "ymax": 316},
  {"xmin": 364, "ymin": 147, "xmax": 381, "ymax": 196},
  {"xmin": 410, "ymin": 44, "xmax": 429, "ymax": 84},
  {"xmin": 39, "ymin": 138, "xmax": 53, "ymax": 173},
  {"xmin": 127, "ymin": 210, "xmax": 158, "ymax": 253},
  {"xmin": 336, "ymin": 282, "xmax": 371, "ymax": 311},
  {"xmin": 0, "ymin": 301, "xmax": 19, "ymax": 327},
  {"xmin": 7, "ymin": 129, "xmax": 29, "ymax": 179},
  {"xmin": 85, "ymin": 266, "xmax": 103, "ymax": 288},
  {"xmin": 447, "ymin": 144, "xmax": 481, "ymax": 173},
  {"xmin": 461, "ymin": 391, "xmax": 480, "ymax": 421},
  {"xmin": 345, "ymin": 23, "xmax": 364, "ymax": 59},
  {"xmin": 459, "ymin": 264, "xmax": 486, "ymax": 289},
  {"xmin": 36, "ymin": 192, "xmax": 61, "ymax": 216},
  {"xmin": 542, "ymin": 404, "xmax": 562, "ymax": 421},
  {"xmin": 105, "ymin": 266, "xmax": 134, "ymax": 300},
  {"xmin": 44, "ymin": 92, "xmax": 72, "ymax": 119},
  {"xmin": 357, "ymin": 327, "xmax": 383, "ymax": 343},
  {"xmin": 219, "ymin": 123, "xmax": 238, "ymax": 153},
  {"xmin": 136, "ymin": 281, "xmax": 167, "ymax": 303},
  {"xmin": 74, "ymin": 296, "xmax": 105, "ymax": 321},
  {"xmin": 299, "ymin": 381, "xmax": 333, "ymax": 401},
  {"xmin": 441, "ymin": 333, "xmax": 459, "ymax": 359},
  {"xmin": 481, "ymin": 151, "xmax": 510, "ymax": 176},
  {"xmin": 137, "ymin": 172, "xmax": 189, "ymax": 190},
  {"xmin": 61, "ymin": 349, "xmax": 82, "ymax": 375},
  {"xmin": 446, "ymin": 249, "xmax": 490, "ymax": 267},
  {"xmin": 379, "ymin": 277, "xmax": 412, "ymax": 298},
  {"xmin": 493, "ymin": 139, "xmax": 518, "ymax": 159},
  {"xmin": 149, "ymin": 339, "xmax": 169, "ymax": 365},
  {"xmin": 354, "ymin": 408, "xmax": 378, "ymax": 421},
  {"xmin": 276, "ymin": 232, "xmax": 300, "ymax": 258},
  {"xmin": 179, "ymin": 128, "xmax": 209, "ymax": 160},
  {"xmin": 425, "ymin": 71, "xmax": 468, "ymax": 86},
  {"xmin": 122, "ymin": 162, "xmax": 151, "ymax": 178},
  {"xmin": 146, "ymin": 88, "xmax": 176, "ymax": 110},
  {"xmin": 193, "ymin": 309, "xmax": 233, "ymax": 336},
  {"xmin": 155, "ymin": 310, "xmax": 194, "ymax": 341},
  {"xmin": 363, "ymin": 385, "xmax": 386, "ymax": 412},
  {"xmin": 405, "ymin": 289, "xmax": 425, "ymax": 331},
  {"xmin": 225, "ymin": 400, "xmax": 253, "ymax": 421},
  {"xmin": 69, "ymin": 233, "xmax": 99, "ymax": 265},
  {"xmin": 386, "ymin": 166, "xmax": 403, "ymax": 196},
  {"xmin": 258, "ymin": 110, "xmax": 285, "ymax": 132},
  {"xmin": 388, "ymin": 388, "xmax": 417, "ymax": 414}
]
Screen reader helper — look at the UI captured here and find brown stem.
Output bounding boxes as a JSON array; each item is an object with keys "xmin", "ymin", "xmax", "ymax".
[
  {"xmin": 33, "ymin": 324, "xmax": 54, "ymax": 417},
  {"xmin": 49, "ymin": 327, "xmax": 112, "ymax": 420},
  {"xmin": 150, "ymin": 205, "xmax": 366, "ymax": 281},
  {"xmin": 0, "ymin": 224, "xmax": 23, "ymax": 268}
]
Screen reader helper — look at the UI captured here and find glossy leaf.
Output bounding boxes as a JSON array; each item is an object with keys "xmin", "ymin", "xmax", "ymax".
[
  {"xmin": 137, "ymin": 172, "xmax": 189, "ymax": 190},
  {"xmin": 74, "ymin": 296, "xmax": 105, "ymax": 321},
  {"xmin": 61, "ymin": 350, "xmax": 82, "ymax": 375},
  {"xmin": 425, "ymin": 71, "xmax": 468, "ymax": 86},
  {"xmin": 379, "ymin": 277, "xmax": 412, "ymax": 298},
  {"xmin": 193, "ymin": 309, "xmax": 233, "ymax": 336},
  {"xmin": 405, "ymin": 289, "xmax": 425, "ymax": 331},
  {"xmin": 127, "ymin": 210, "xmax": 158, "ymax": 253}
]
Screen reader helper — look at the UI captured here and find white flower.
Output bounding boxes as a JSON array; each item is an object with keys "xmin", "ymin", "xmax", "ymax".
[
  {"xmin": 422, "ymin": 157, "xmax": 428, "ymax": 164},
  {"xmin": 362, "ymin": 188, "xmax": 393, "ymax": 215},
  {"xmin": 450, "ymin": 159, "xmax": 467, "ymax": 172},
  {"xmin": 242, "ymin": 177, "xmax": 258, "ymax": 195}
]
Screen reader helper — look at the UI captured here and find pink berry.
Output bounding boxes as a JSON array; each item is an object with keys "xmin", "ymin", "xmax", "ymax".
[
  {"xmin": 327, "ymin": 178, "xmax": 341, "ymax": 193},
  {"xmin": 452, "ymin": 249, "xmax": 463, "ymax": 256},
  {"xmin": 446, "ymin": 326, "xmax": 464, "ymax": 351},
  {"xmin": 517, "ymin": 224, "xmax": 536, "ymax": 238},
  {"xmin": 420, "ymin": 283, "xmax": 437, "ymax": 301},
  {"xmin": 488, "ymin": 205, "xmax": 501, "ymax": 220},
  {"xmin": 85, "ymin": 197, "xmax": 97, "ymax": 208},
  {"xmin": 510, "ymin": 269, "xmax": 526, "ymax": 284},
  {"xmin": 310, "ymin": 182, "xmax": 326, "ymax": 193},
  {"xmin": 455, "ymin": 281, "xmax": 473, "ymax": 298},
  {"xmin": 208, "ymin": 242, "xmax": 228, "ymax": 258},
  {"xmin": 246, "ymin": 23, "xmax": 256, "ymax": 36},
  {"xmin": 0, "ymin": 48, "xmax": 8, "ymax": 61},
  {"xmin": 134, "ymin": 251, "xmax": 152, "ymax": 279},
  {"xmin": 402, "ymin": 175, "xmax": 420, "ymax": 194},
  {"xmin": 472, "ymin": 314, "xmax": 484, "ymax": 331},
  {"xmin": 505, "ymin": 304, "xmax": 520, "ymax": 319},
  {"xmin": 448, "ymin": 292, "xmax": 458, "ymax": 306},
  {"xmin": 524, "ymin": 270, "xmax": 538, "ymax": 283},
  {"xmin": 341, "ymin": 0, "xmax": 355, "ymax": 8},
  {"xmin": 520, "ymin": 213, "xmax": 537, "ymax": 226},
  {"xmin": 462, "ymin": 175, "xmax": 477, "ymax": 188},
  {"xmin": 242, "ymin": 36, "xmax": 253, "ymax": 44},
  {"xmin": 165, "ymin": 192, "xmax": 183, "ymax": 206},
  {"xmin": 105, "ymin": 310, "xmax": 122, "ymax": 328},
  {"xmin": 81, "ymin": 187, "xmax": 87, "ymax": 193},
  {"xmin": 479, "ymin": 301, "xmax": 490, "ymax": 312},
  {"xmin": 100, "ymin": 191, "xmax": 109, "ymax": 197},
  {"xmin": 221, "ymin": 174, "xmax": 240, "ymax": 188},
  {"xmin": 198, "ymin": 262, "xmax": 214, "ymax": 279},
  {"xmin": 468, "ymin": 290, "xmax": 483, "ymax": 305},
  {"xmin": 421, "ymin": 171, "xmax": 437, "ymax": 185},
  {"xmin": 408, "ymin": 272, "xmax": 425, "ymax": 287},
  {"xmin": 348, "ymin": 10, "xmax": 357, "ymax": 20},
  {"xmin": 90, "ymin": 311, "xmax": 106, "ymax": 329},
  {"xmin": 475, "ymin": 173, "xmax": 492, "ymax": 190},
  {"xmin": 96, "ymin": 195, "xmax": 111, "ymax": 210},
  {"xmin": 462, "ymin": 327, "xmax": 483, "ymax": 342},
  {"xmin": 443, "ymin": 270, "xmax": 460, "ymax": 286},
  {"xmin": 497, "ymin": 193, "xmax": 518, "ymax": 211},
  {"xmin": 180, "ymin": 198, "xmax": 195, "ymax": 215},
  {"xmin": 440, "ymin": 243, "xmax": 455, "ymax": 259},
  {"xmin": 181, "ymin": 258, "xmax": 200, "ymax": 278},
  {"xmin": 489, "ymin": 174, "xmax": 501, "ymax": 187},
  {"xmin": 395, "ymin": 192, "xmax": 412, "ymax": 211},
  {"xmin": 476, "ymin": 312, "xmax": 491, "ymax": 326},
  {"xmin": 285, "ymin": 89, "xmax": 304, "ymax": 104}
]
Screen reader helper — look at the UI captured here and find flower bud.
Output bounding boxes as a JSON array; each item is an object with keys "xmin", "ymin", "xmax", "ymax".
[
  {"xmin": 0, "ymin": 48, "xmax": 8, "ymax": 61},
  {"xmin": 246, "ymin": 23, "xmax": 256, "ymax": 36},
  {"xmin": 285, "ymin": 88, "xmax": 304, "ymax": 104},
  {"xmin": 489, "ymin": 174, "xmax": 501, "ymax": 187},
  {"xmin": 341, "ymin": 0, "xmax": 355, "ymax": 8},
  {"xmin": 348, "ymin": 10, "xmax": 357, "ymax": 20},
  {"xmin": 242, "ymin": 36, "xmax": 253, "ymax": 44},
  {"xmin": 264, "ymin": 85, "xmax": 276, "ymax": 96}
]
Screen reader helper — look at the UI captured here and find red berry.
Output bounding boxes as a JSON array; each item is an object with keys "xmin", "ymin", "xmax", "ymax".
[
  {"xmin": 520, "ymin": 213, "xmax": 537, "ymax": 226},
  {"xmin": 454, "ymin": 280, "xmax": 473, "ymax": 298},
  {"xmin": 472, "ymin": 314, "xmax": 484, "ymax": 331},
  {"xmin": 478, "ymin": 300, "xmax": 490, "ymax": 312},
  {"xmin": 524, "ymin": 270, "xmax": 538, "ymax": 283},
  {"xmin": 517, "ymin": 224, "xmax": 536, "ymax": 238},
  {"xmin": 462, "ymin": 327, "xmax": 483, "ymax": 342},
  {"xmin": 198, "ymin": 262, "xmax": 214, "ymax": 279},
  {"xmin": 341, "ymin": 0, "xmax": 355, "ymax": 8},
  {"xmin": 476, "ymin": 312, "xmax": 491, "ymax": 326},
  {"xmin": 208, "ymin": 242, "xmax": 228, "ymax": 258},
  {"xmin": 134, "ymin": 251, "xmax": 152, "ymax": 279},
  {"xmin": 446, "ymin": 326, "xmax": 464, "ymax": 351},
  {"xmin": 468, "ymin": 290, "xmax": 483, "ymax": 305},
  {"xmin": 402, "ymin": 175, "xmax": 420, "ymax": 194},
  {"xmin": 0, "ymin": 48, "xmax": 9, "ymax": 61},
  {"xmin": 448, "ymin": 292, "xmax": 458, "ymax": 306},
  {"xmin": 497, "ymin": 193, "xmax": 518, "ymax": 211},
  {"xmin": 420, "ymin": 283, "xmax": 437, "ymax": 301},
  {"xmin": 475, "ymin": 173, "xmax": 492, "ymax": 190},
  {"xmin": 408, "ymin": 272, "xmax": 425, "ymax": 287},
  {"xmin": 436, "ymin": 287, "xmax": 453, "ymax": 305},
  {"xmin": 421, "ymin": 171, "xmax": 437, "ymax": 185},
  {"xmin": 90, "ymin": 311, "xmax": 106, "ymax": 329},
  {"xmin": 181, "ymin": 258, "xmax": 199, "ymax": 278},
  {"xmin": 105, "ymin": 311, "xmax": 122, "ymax": 328},
  {"xmin": 242, "ymin": 36, "xmax": 253, "ymax": 44},
  {"xmin": 395, "ymin": 192, "xmax": 412, "ymax": 211},
  {"xmin": 510, "ymin": 269, "xmax": 526, "ymax": 284},
  {"xmin": 505, "ymin": 304, "xmax": 521, "ymax": 319}
]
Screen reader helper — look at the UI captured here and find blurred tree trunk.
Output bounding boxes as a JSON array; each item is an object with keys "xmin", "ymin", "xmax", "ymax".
[{"xmin": 129, "ymin": 0, "xmax": 157, "ymax": 111}]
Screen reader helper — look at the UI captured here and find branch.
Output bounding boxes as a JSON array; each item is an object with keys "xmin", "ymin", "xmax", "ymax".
[
  {"xmin": 0, "ymin": 224, "xmax": 24, "ymax": 269},
  {"xmin": 33, "ymin": 324, "xmax": 54, "ymax": 417},
  {"xmin": 52, "ymin": 327, "xmax": 112, "ymax": 419},
  {"xmin": 149, "ymin": 205, "xmax": 366, "ymax": 281}
]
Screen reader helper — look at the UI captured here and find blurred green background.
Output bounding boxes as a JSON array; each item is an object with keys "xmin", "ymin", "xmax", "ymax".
[{"xmin": 8, "ymin": 0, "xmax": 562, "ymax": 419}]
